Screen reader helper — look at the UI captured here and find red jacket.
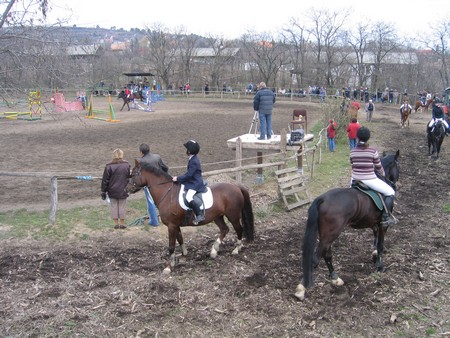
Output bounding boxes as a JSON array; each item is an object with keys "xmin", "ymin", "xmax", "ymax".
[
  {"xmin": 346, "ymin": 121, "xmax": 361, "ymax": 138},
  {"xmin": 327, "ymin": 122, "xmax": 337, "ymax": 138}
]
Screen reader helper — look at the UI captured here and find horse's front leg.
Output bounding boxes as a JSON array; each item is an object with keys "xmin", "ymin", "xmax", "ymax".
[
  {"xmin": 176, "ymin": 228, "xmax": 188, "ymax": 258},
  {"xmin": 163, "ymin": 226, "xmax": 179, "ymax": 274},
  {"xmin": 211, "ymin": 217, "xmax": 230, "ymax": 258},
  {"xmin": 374, "ymin": 225, "xmax": 385, "ymax": 272}
]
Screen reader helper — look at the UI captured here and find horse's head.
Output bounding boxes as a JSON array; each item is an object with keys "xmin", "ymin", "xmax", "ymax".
[
  {"xmin": 126, "ymin": 160, "xmax": 144, "ymax": 194},
  {"xmin": 381, "ymin": 150, "xmax": 400, "ymax": 189}
]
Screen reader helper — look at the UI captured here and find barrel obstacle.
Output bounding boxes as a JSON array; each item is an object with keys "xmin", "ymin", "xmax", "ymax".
[
  {"xmin": 85, "ymin": 94, "xmax": 119, "ymax": 122},
  {"xmin": 1, "ymin": 91, "xmax": 42, "ymax": 121}
]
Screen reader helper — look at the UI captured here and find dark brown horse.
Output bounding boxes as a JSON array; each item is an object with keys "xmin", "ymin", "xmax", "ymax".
[
  {"xmin": 400, "ymin": 104, "xmax": 411, "ymax": 128},
  {"xmin": 126, "ymin": 161, "xmax": 255, "ymax": 273},
  {"xmin": 427, "ymin": 120, "xmax": 446, "ymax": 160},
  {"xmin": 117, "ymin": 91, "xmax": 142, "ymax": 111},
  {"xmin": 295, "ymin": 151, "xmax": 400, "ymax": 300}
]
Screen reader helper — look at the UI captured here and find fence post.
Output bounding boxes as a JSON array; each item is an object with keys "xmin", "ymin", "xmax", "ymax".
[{"xmin": 49, "ymin": 176, "xmax": 58, "ymax": 225}]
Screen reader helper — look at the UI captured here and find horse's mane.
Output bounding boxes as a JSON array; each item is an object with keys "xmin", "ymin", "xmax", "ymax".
[{"xmin": 140, "ymin": 162, "xmax": 172, "ymax": 180}]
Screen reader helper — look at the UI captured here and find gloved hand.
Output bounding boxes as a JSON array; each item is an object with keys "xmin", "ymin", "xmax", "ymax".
[{"xmin": 101, "ymin": 192, "xmax": 107, "ymax": 200}]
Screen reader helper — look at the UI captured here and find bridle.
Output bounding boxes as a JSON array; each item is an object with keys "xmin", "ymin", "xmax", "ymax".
[{"xmin": 129, "ymin": 166, "xmax": 176, "ymax": 208}]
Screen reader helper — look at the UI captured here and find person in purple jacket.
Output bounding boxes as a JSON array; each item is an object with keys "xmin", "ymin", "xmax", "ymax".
[{"xmin": 172, "ymin": 140, "xmax": 206, "ymax": 224}]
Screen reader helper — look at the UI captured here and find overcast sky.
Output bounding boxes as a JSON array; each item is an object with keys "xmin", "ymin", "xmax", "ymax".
[{"xmin": 45, "ymin": 0, "xmax": 447, "ymax": 44}]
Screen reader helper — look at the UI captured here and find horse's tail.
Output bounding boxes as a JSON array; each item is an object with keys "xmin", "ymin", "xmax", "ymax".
[
  {"xmin": 239, "ymin": 185, "xmax": 255, "ymax": 242},
  {"xmin": 302, "ymin": 196, "xmax": 323, "ymax": 288}
]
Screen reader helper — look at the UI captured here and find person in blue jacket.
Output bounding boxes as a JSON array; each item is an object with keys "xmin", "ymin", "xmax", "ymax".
[
  {"xmin": 253, "ymin": 82, "xmax": 276, "ymax": 140},
  {"xmin": 172, "ymin": 140, "xmax": 206, "ymax": 224}
]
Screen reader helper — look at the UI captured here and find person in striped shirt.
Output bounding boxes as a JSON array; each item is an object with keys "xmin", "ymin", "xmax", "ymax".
[{"xmin": 350, "ymin": 127, "xmax": 396, "ymax": 227}]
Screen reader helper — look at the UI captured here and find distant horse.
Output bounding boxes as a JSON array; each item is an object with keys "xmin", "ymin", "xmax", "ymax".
[
  {"xmin": 427, "ymin": 121, "xmax": 445, "ymax": 160},
  {"xmin": 126, "ymin": 161, "xmax": 255, "ymax": 273},
  {"xmin": 295, "ymin": 151, "xmax": 400, "ymax": 300},
  {"xmin": 414, "ymin": 99, "xmax": 433, "ymax": 113},
  {"xmin": 118, "ymin": 91, "xmax": 143, "ymax": 111},
  {"xmin": 400, "ymin": 105, "xmax": 411, "ymax": 128},
  {"xmin": 117, "ymin": 91, "xmax": 133, "ymax": 111}
]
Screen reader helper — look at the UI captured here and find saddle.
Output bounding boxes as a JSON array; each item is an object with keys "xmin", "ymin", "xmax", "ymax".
[
  {"xmin": 351, "ymin": 181, "xmax": 384, "ymax": 211},
  {"xmin": 178, "ymin": 184, "xmax": 213, "ymax": 211}
]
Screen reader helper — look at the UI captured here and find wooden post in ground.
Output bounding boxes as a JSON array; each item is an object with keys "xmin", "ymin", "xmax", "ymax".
[{"xmin": 49, "ymin": 176, "xmax": 58, "ymax": 225}]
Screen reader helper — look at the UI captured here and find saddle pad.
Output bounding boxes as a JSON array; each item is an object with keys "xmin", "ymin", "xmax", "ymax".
[
  {"xmin": 178, "ymin": 185, "xmax": 213, "ymax": 210},
  {"xmin": 352, "ymin": 186, "xmax": 384, "ymax": 211}
]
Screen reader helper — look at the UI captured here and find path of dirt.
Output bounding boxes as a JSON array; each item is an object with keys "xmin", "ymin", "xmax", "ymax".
[{"xmin": 0, "ymin": 97, "xmax": 448, "ymax": 337}]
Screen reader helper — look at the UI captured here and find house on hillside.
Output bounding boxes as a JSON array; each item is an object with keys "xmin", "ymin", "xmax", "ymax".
[{"xmin": 66, "ymin": 45, "xmax": 104, "ymax": 60}]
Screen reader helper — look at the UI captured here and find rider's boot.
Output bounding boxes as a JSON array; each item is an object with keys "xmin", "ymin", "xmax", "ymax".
[
  {"xmin": 381, "ymin": 195, "xmax": 396, "ymax": 228},
  {"xmin": 189, "ymin": 198, "xmax": 205, "ymax": 225}
]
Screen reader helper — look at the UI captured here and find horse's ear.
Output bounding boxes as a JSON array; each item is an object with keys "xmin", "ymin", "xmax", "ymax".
[
  {"xmin": 395, "ymin": 150, "xmax": 400, "ymax": 159},
  {"xmin": 382, "ymin": 151, "xmax": 386, "ymax": 157},
  {"xmin": 134, "ymin": 159, "xmax": 140, "ymax": 167}
]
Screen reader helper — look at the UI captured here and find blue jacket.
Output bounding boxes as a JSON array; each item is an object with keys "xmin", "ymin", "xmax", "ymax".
[
  {"xmin": 253, "ymin": 88, "xmax": 276, "ymax": 114},
  {"xmin": 432, "ymin": 105, "xmax": 444, "ymax": 119},
  {"xmin": 177, "ymin": 155, "xmax": 206, "ymax": 192}
]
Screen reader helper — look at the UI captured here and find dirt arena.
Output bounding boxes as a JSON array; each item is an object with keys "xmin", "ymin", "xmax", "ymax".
[{"xmin": 0, "ymin": 96, "xmax": 448, "ymax": 337}]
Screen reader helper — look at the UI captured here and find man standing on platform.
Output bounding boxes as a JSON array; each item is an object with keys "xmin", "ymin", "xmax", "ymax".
[{"xmin": 253, "ymin": 82, "xmax": 276, "ymax": 140}]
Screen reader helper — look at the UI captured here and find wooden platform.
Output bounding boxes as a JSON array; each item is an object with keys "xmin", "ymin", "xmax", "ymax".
[{"xmin": 226, "ymin": 133, "xmax": 314, "ymax": 150}]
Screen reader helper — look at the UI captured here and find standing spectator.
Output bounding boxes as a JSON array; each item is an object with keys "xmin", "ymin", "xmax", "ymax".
[
  {"xmin": 138, "ymin": 143, "xmax": 169, "ymax": 226},
  {"xmin": 326, "ymin": 119, "xmax": 338, "ymax": 152},
  {"xmin": 253, "ymin": 82, "xmax": 276, "ymax": 140},
  {"xmin": 204, "ymin": 82, "xmax": 209, "ymax": 95},
  {"xmin": 365, "ymin": 99, "xmax": 375, "ymax": 122},
  {"xmin": 346, "ymin": 118, "xmax": 361, "ymax": 150},
  {"xmin": 101, "ymin": 149, "xmax": 131, "ymax": 229},
  {"xmin": 185, "ymin": 83, "xmax": 191, "ymax": 95}
]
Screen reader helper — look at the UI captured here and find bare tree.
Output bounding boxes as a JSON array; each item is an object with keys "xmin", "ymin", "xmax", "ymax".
[
  {"xmin": 307, "ymin": 8, "xmax": 349, "ymax": 87},
  {"xmin": 241, "ymin": 31, "xmax": 286, "ymax": 88},
  {"xmin": 201, "ymin": 36, "xmax": 238, "ymax": 91},
  {"xmin": 424, "ymin": 20, "xmax": 450, "ymax": 89},
  {"xmin": 345, "ymin": 21, "xmax": 371, "ymax": 87},
  {"xmin": 175, "ymin": 29, "xmax": 201, "ymax": 86},
  {"xmin": 281, "ymin": 18, "xmax": 311, "ymax": 89},
  {"xmin": 142, "ymin": 24, "xmax": 178, "ymax": 89},
  {"xmin": 368, "ymin": 21, "xmax": 398, "ymax": 93}
]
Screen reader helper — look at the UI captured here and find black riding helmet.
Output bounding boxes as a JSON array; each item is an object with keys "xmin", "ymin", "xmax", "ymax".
[
  {"xmin": 184, "ymin": 140, "xmax": 200, "ymax": 155},
  {"xmin": 357, "ymin": 127, "xmax": 371, "ymax": 143}
]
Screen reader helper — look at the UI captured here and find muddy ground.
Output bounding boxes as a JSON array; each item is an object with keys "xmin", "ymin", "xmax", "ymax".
[{"xmin": 0, "ymin": 96, "xmax": 448, "ymax": 337}]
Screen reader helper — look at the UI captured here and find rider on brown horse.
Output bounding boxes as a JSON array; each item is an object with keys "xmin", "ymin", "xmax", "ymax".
[
  {"xmin": 172, "ymin": 140, "xmax": 207, "ymax": 225},
  {"xmin": 350, "ymin": 127, "xmax": 396, "ymax": 227}
]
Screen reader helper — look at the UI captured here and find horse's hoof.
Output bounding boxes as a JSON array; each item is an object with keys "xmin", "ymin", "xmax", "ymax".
[
  {"xmin": 210, "ymin": 249, "xmax": 218, "ymax": 259},
  {"xmin": 231, "ymin": 247, "xmax": 239, "ymax": 255},
  {"xmin": 294, "ymin": 284, "xmax": 306, "ymax": 301},
  {"xmin": 163, "ymin": 267, "xmax": 171, "ymax": 274},
  {"xmin": 331, "ymin": 277, "xmax": 344, "ymax": 286}
]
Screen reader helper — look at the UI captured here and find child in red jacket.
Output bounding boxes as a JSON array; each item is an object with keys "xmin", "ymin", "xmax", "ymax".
[{"xmin": 327, "ymin": 119, "xmax": 337, "ymax": 152}]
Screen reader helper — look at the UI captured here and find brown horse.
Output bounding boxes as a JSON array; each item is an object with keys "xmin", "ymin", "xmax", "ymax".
[
  {"xmin": 400, "ymin": 105, "xmax": 411, "ymax": 128},
  {"xmin": 295, "ymin": 151, "xmax": 400, "ymax": 300},
  {"xmin": 126, "ymin": 161, "xmax": 255, "ymax": 273},
  {"xmin": 414, "ymin": 99, "xmax": 433, "ymax": 113}
]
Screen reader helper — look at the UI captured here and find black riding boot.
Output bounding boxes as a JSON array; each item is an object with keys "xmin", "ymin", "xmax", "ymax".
[
  {"xmin": 189, "ymin": 198, "xmax": 205, "ymax": 225},
  {"xmin": 381, "ymin": 195, "xmax": 396, "ymax": 227}
]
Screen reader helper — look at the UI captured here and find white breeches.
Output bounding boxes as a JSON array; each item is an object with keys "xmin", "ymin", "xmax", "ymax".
[{"xmin": 360, "ymin": 178, "xmax": 395, "ymax": 196}]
